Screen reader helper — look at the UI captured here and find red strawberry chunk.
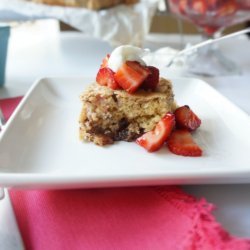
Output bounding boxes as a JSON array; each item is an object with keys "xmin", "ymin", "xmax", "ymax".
[
  {"xmin": 96, "ymin": 67, "xmax": 120, "ymax": 90},
  {"xmin": 174, "ymin": 105, "xmax": 201, "ymax": 131},
  {"xmin": 114, "ymin": 61, "xmax": 150, "ymax": 94},
  {"xmin": 136, "ymin": 113, "xmax": 175, "ymax": 152},
  {"xmin": 167, "ymin": 129, "xmax": 202, "ymax": 157},
  {"xmin": 218, "ymin": 1, "xmax": 237, "ymax": 16},
  {"xmin": 178, "ymin": 0, "xmax": 188, "ymax": 14},
  {"xmin": 100, "ymin": 54, "xmax": 110, "ymax": 68},
  {"xmin": 141, "ymin": 66, "xmax": 159, "ymax": 91},
  {"xmin": 192, "ymin": 0, "xmax": 206, "ymax": 14}
]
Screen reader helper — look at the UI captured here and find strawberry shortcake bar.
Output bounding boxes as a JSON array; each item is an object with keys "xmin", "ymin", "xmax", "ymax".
[{"xmin": 79, "ymin": 45, "xmax": 202, "ymax": 156}]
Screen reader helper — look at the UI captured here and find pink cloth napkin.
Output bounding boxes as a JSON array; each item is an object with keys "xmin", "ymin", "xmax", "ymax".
[
  {"xmin": 1, "ymin": 96, "xmax": 250, "ymax": 250},
  {"xmin": 0, "ymin": 96, "xmax": 22, "ymax": 121}
]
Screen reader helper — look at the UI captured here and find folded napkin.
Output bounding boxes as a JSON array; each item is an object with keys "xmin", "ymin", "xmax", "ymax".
[{"xmin": 1, "ymin": 96, "xmax": 250, "ymax": 250}]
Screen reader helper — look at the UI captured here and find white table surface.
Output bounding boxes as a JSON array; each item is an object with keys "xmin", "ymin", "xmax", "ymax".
[{"xmin": 0, "ymin": 21, "xmax": 250, "ymax": 249}]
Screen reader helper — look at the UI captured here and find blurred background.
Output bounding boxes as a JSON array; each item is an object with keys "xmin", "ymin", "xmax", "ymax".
[
  {"xmin": 152, "ymin": 2, "xmax": 249, "ymax": 34},
  {"xmin": 0, "ymin": 0, "xmax": 249, "ymax": 36},
  {"xmin": 0, "ymin": 0, "xmax": 249, "ymax": 79}
]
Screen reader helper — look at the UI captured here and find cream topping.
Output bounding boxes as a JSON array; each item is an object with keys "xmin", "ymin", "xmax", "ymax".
[{"xmin": 107, "ymin": 45, "xmax": 150, "ymax": 72}]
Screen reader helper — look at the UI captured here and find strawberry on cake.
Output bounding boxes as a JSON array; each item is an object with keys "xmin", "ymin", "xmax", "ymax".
[{"xmin": 79, "ymin": 45, "xmax": 203, "ymax": 157}]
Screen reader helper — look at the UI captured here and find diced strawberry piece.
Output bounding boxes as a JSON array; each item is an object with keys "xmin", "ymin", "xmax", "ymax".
[
  {"xmin": 174, "ymin": 105, "xmax": 201, "ymax": 131},
  {"xmin": 203, "ymin": 27, "xmax": 219, "ymax": 36},
  {"xmin": 192, "ymin": 0, "xmax": 206, "ymax": 14},
  {"xmin": 178, "ymin": 0, "xmax": 188, "ymax": 14},
  {"xmin": 167, "ymin": 129, "xmax": 202, "ymax": 157},
  {"xmin": 207, "ymin": 0, "xmax": 222, "ymax": 10},
  {"xmin": 141, "ymin": 66, "xmax": 159, "ymax": 91},
  {"xmin": 218, "ymin": 1, "xmax": 237, "ymax": 16},
  {"xmin": 114, "ymin": 61, "xmax": 150, "ymax": 94},
  {"xmin": 100, "ymin": 54, "xmax": 110, "ymax": 68},
  {"xmin": 136, "ymin": 113, "xmax": 175, "ymax": 152},
  {"xmin": 126, "ymin": 61, "xmax": 148, "ymax": 74},
  {"xmin": 96, "ymin": 67, "xmax": 120, "ymax": 90},
  {"xmin": 170, "ymin": 0, "xmax": 179, "ymax": 3}
]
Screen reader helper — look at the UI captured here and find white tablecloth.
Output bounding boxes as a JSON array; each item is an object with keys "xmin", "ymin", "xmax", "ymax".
[{"xmin": 0, "ymin": 21, "xmax": 250, "ymax": 249}]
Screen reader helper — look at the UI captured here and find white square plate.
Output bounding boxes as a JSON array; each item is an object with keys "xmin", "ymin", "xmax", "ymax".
[{"xmin": 1, "ymin": 76, "xmax": 250, "ymax": 189}]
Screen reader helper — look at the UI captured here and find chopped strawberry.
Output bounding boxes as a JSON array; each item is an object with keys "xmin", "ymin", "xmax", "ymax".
[
  {"xmin": 167, "ymin": 129, "xmax": 202, "ymax": 157},
  {"xmin": 100, "ymin": 54, "xmax": 110, "ymax": 68},
  {"xmin": 192, "ymin": 0, "xmax": 206, "ymax": 14},
  {"xmin": 96, "ymin": 67, "xmax": 120, "ymax": 90},
  {"xmin": 207, "ymin": 0, "xmax": 222, "ymax": 10},
  {"xmin": 136, "ymin": 113, "xmax": 175, "ymax": 152},
  {"xmin": 114, "ymin": 61, "xmax": 150, "ymax": 94},
  {"xmin": 218, "ymin": 1, "xmax": 237, "ymax": 16},
  {"xmin": 141, "ymin": 66, "xmax": 159, "ymax": 91},
  {"xmin": 178, "ymin": 0, "xmax": 188, "ymax": 14},
  {"xmin": 174, "ymin": 105, "xmax": 201, "ymax": 131}
]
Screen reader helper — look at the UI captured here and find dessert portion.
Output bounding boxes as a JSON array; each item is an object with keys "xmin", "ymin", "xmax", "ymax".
[
  {"xmin": 79, "ymin": 45, "xmax": 203, "ymax": 157},
  {"xmin": 30, "ymin": 0, "xmax": 138, "ymax": 9},
  {"xmin": 79, "ymin": 78, "xmax": 176, "ymax": 146},
  {"xmin": 79, "ymin": 45, "xmax": 176, "ymax": 146}
]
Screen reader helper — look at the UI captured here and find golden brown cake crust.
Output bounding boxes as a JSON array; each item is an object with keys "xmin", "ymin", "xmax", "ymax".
[
  {"xmin": 30, "ymin": 0, "xmax": 138, "ymax": 9},
  {"xmin": 79, "ymin": 77, "xmax": 177, "ymax": 146}
]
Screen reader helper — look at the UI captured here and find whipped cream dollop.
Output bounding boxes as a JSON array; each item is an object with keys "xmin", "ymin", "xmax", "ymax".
[{"xmin": 107, "ymin": 45, "xmax": 150, "ymax": 72}]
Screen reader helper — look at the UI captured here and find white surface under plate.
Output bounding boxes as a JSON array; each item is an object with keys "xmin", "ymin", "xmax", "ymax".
[{"xmin": 0, "ymin": 76, "xmax": 250, "ymax": 189}]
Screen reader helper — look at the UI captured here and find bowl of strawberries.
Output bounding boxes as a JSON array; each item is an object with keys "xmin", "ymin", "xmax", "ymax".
[{"xmin": 166, "ymin": 0, "xmax": 250, "ymax": 76}]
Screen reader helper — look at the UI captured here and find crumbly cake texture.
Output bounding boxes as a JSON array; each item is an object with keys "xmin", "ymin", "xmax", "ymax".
[
  {"xmin": 79, "ymin": 77, "xmax": 177, "ymax": 146},
  {"xmin": 30, "ymin": 0, "xmax": 138, "ymax": 9}
]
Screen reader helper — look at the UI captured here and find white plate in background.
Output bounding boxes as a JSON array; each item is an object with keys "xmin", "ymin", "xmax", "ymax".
[{"xmin": 0, "ymin": 76, "xmax": 250, "ymax": 189}]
